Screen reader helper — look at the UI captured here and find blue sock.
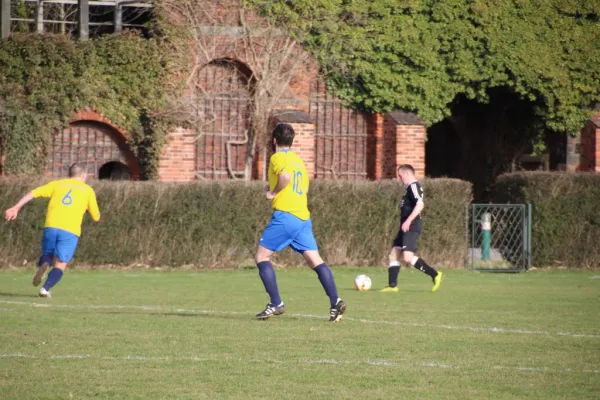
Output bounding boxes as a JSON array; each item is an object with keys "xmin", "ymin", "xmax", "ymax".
[
  {"xmin": 257, "ymin": 261, "xmax": 282, "ymax": 306},
  {"xmin": 314, "ymin": 263, "xmax": 339, "ymax": 308},
  {"xmin": 38, "ymin": 254, "xmax": 53, "ymax": 267},
  {"xmin": 43, "ymin": 268, "xmax": 63, "ymax": 291}
]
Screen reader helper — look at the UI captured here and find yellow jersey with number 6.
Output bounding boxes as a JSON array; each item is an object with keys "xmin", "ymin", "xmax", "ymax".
[
  {"xmin": 31, "ymin": 179, "xmax": 101, "ymax": 237},
  {"xmin": 268, "ymin": 150, "xmax": 310, "ymax": 220}
]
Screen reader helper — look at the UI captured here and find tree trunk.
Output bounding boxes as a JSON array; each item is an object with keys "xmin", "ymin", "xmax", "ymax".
[{"xmin": 244, "ymin": 127, "xmax": 259, "ymax": 181}]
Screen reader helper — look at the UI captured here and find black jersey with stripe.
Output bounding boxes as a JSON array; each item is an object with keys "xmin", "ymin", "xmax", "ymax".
[{"xmin": 401, "ymin": 181, "xmax": 424, "ymax": 222}]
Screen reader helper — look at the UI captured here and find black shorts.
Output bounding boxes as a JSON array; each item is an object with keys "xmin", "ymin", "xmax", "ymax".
[{"xmin": 392, "ymin": 219, "xmax": 422, "ymax": 252}]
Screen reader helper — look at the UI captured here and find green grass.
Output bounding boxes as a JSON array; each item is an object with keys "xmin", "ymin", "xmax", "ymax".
[{"xmin": 1, "ymin": 267, "xmax": 599, "ymax": 400}]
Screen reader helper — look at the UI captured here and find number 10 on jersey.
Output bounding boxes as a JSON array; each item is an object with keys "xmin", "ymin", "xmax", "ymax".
[{"xmin": 292, "ymin": 171, "xmax": 303, "ymax": 195}]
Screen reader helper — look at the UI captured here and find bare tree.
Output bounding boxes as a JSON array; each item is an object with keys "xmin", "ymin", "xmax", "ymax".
[{"xmin": 158, "ymin": 0, "xmax": 312, "ymax": 180}]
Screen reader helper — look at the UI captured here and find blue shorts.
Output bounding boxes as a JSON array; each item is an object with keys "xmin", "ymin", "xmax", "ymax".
[
  {"xmin": 41, "ymin": 228, "xmax": 79, "ymax": 263},
  {"xmin": 259, "ymin": 211, "xmax": 318, "ymax": 253}
]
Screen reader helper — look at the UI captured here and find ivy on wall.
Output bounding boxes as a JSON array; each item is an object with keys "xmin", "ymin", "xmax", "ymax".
[{"xmin": 0, "ymin": 19, "xmax": 188, "ymax": 179}]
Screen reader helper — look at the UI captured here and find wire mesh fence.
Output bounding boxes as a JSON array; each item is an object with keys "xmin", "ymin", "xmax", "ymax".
[{"xmin": 468, "ymin": 204, "xmax": 531, "ymax": 272}]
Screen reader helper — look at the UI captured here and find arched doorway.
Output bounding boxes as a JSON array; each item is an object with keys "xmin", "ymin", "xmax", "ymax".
[
  {"xmin": 99, "ymin": 161, "xmax": 130, "ymax": 180},
  {"xmin": 194, "ymin": 59, "xmax": 253, "ymax": 180},
  {"xmin": 46, "ymin": 120, "xmax": 139, "ymax": 180}
]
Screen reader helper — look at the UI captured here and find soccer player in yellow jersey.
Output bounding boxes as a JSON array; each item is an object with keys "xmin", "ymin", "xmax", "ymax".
[
  {"xmin": 4, "ymin": 164, "xmax": 100, "ymax": 297},
  {"xmin": 255, "ymin": 124, "xmax": 346, "ymax": 322}
]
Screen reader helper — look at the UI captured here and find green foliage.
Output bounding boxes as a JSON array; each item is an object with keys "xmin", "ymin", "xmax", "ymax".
[
  {"xmin": 494, "ymin": 172, "xmax": 600, "ymax": 267},
  {"xmin": 0, "ymin": 179, "xmax": 471, "ymax": 268},
  {"xmin": 250, "ymin": 0, "xmax": 600, "ymax": 133},
  {"xmin": 0, "ymin": 30, "xmax": 181, "ymax": 178}
]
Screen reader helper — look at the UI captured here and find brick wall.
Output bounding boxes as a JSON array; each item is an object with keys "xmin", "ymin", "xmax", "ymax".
[
  {"xmin": 395, "ymin": 125, "xmax": 426, "ymax": 178},
  {"xmin": 158, "ymin": 109, "xmax": 428, "ymax": 182},
  {"xmin": 596, "ymin": 126, "xmax": 600, "ymax": 173},
  {"xmin": 289, "ymin": 123, "xmax": 316, "ymax": 178},
  {"xmin": 382, "ymin": 114, "xmax": 397, "ymax": 179},
  {"xmin": 562, "ymin": 120, "xmax": 600, "ymax": 173},
  {"xmin": 158, "ymin": 128, "xmax": 197, "ymax": 181},
  {"xmin": 367, "ymin": 113, "xmax": 385, "ymax": 179},
  {"xmin": 383, "ymin": 112, "xmax": 426, "ymax": 179},
  {"xmin": 270, "ymin": 110, "xmax": 315, "ymax": 178},
  {"xmin": 579, "ymin": 121, "xmax": 596, "ymax": 172},
  {"xmin": 581, "ymin": 115, "xmax": 600, "ymax": 173}
]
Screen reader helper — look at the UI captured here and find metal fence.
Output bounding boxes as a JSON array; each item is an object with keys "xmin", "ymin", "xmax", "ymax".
[
  {"xmin": 309, "ymin": 80, "xmax": 369, "ymax": 179},
  {"xmin": 194, "ymin": 61, "xmax": 251, "ymax": 180},
  {"xmin": 47, "ymin": 122, "xmax": 129, "ymax": 178},
  {"xmin": 4, "ymin": 0, "xmax": 152, "ymax": 39},
  {"xmin": 468, "ymin": 204, "xmax": 531, "ymax": 272}
]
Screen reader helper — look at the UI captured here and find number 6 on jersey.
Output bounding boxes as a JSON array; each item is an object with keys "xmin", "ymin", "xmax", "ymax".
[{"xmin": 61, "ymin": 190, "xmax": 73, "ymax": 205}]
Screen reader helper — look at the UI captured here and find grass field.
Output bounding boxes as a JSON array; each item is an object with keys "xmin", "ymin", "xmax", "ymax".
[{"xmin": 1, "ymin": 267, "xmax": 599, "ymax": 400}]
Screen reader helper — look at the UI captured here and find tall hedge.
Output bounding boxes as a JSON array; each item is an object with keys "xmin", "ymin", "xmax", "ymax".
[
  {"xmin": 494, "ymin": 172, "xmax": 600, "ymax": 268},
  {"xmin": 0, "ymin": 179, "xmax": 471, "ymax": 268}
]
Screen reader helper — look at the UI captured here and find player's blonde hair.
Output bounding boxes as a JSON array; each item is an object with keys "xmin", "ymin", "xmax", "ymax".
[{"xmin": 397, "ymin": 164, "xmax": 415, "ymax": 175}]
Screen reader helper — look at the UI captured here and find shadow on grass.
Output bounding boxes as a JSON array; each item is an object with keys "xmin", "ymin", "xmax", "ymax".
[
  {"xmin": 339, "ymin": 287, "xmax": 422, "ymax": 293},
  {"xmin": 0, "ymin": 291, "xmax": 37, "ymax": 298},
  {"xmin": 83, "ymin": 310, "xmax": 247, "ymax": 320}
]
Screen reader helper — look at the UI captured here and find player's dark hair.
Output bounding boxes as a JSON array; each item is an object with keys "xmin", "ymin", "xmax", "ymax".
[
  {"xmin": 398, "ymin": 164, "xmax": 415, "ymax": 175},
  {"xmin": 69, "ymin": 163, "xmax": 86, "ymax": 177},
  {"xmin": 272, "ymin": 123, "xmax": 295, "ymax": 147}
]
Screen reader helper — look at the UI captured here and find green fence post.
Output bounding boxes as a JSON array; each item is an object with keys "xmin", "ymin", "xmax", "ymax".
[{"xmin": 481, "ymin": 212, "xmax": 491, "ymax": 261}]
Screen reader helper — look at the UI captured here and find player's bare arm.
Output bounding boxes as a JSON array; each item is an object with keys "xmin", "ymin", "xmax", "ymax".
[
  {"xmin": 401, "ymin": 201, "xmax": 424, "ymax": 232},
  {"xmin": 266, "ymin": 172, "xmax": 291, "ymax": 200},
  {"xmin": 4, "ymin": 192, "xmax": 35, "ymax": 221}
]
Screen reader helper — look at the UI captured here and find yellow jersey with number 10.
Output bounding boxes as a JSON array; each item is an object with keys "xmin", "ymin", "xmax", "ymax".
[
  {"xmin": 31, "ymin": 179, "xmax": 101, "ymax": 237},
  {"xmin": 268, "ymin": 150, "xmax": 310, "ymax": 220}
]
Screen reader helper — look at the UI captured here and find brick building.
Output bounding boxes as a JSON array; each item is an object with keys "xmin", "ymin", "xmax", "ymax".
[
  {"xmin": 61, "ymin": 79, "xmax": 427, "ymax": 183},
  {"xmin": 44, "ymin": 79, "xmax": 427, "ymax": 183},
  {"xmin": 5, "ymin": 2, "xmax": 427, "ymax": 182},
  {"xmin": 0, "ymin": 2, "xmax": 597, "ymax": 181},
  {"xmin": 568, "ymin": 111, "xmax": 600, "ymax": 173}
]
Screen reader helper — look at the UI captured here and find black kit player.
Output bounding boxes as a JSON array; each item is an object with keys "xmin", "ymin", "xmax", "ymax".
[{"xmin": 380, "ymin": 164, "xmax": 443, "ymax": 293}]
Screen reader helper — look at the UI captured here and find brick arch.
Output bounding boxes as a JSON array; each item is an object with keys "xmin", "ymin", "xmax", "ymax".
[
  {"xmin": 207, "ymin": 58, "xmax": 254, "ymax": 82},
  {"xmin": 46, "ymin": 110, "xmax": 140, "ymax": 180}
]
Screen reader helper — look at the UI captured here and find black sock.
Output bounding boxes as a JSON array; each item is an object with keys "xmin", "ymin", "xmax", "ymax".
[
  {"xmin": 388, "ymin": 266, "xmax": 400, "ymax": 287},
  {"xmin": 314, "ymin": 263, "xmax": 339, "ymax": 308},
  {"xmin": 413, "ymin": 258, "xmax": 437, "ymax": 279}
]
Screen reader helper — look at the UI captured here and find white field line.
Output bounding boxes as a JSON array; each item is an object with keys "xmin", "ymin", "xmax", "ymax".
[
  {"xmin": 0, "ymin": 353, "xmax": 598, "ymax": 374},
  {"xmin": 1, "ymin": 299, "xmax": 599, "ymax": 339}
]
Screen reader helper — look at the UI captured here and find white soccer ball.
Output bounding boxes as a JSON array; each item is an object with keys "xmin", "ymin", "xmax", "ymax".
[{"xmin": 354, "ymin": 274, "xmax": 372, "ymax": 291}]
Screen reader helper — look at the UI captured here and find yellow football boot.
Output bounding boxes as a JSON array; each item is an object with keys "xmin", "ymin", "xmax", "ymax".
[{"xmin": 432, "ymin": 271, "xmax": 443, "ymax": 292}]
